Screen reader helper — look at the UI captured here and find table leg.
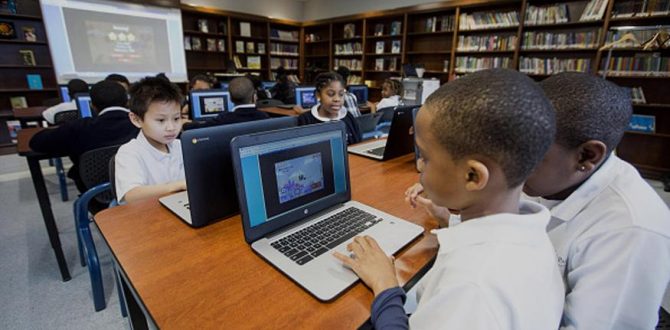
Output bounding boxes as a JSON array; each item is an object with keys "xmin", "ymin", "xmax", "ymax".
[{"xmin": 26, "ymin": 157, "xmax": 71, "ymax": 281}]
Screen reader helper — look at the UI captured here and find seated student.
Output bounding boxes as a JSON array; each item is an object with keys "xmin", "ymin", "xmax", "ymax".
[
  {"xmin": 336, "ymin": 66, "xmax": 362, "ymax": 117},
  {"xmin": 246, "ymin": 73, "xmax": 270, "ymax": 100},
  {"xmin": 42, "ymin": 78, "xmax": 89, "ymax": 124},
  {"xmin": 181, "ymin": 74, "xmax": 215, "ymax": 121},
  {"xmin": 335, "ymin": 69, "xmax": 564, "ymax": 329},
  {"xmin": 405, "ymin": 72, "xmax": 670, "ymax": 329},
  {"xmin": 115, "ymin": 77, "xmax": 186, "ymax": 203},
  {"xmin": 30, "ymin": 80, "xmax": 138, "ymax": 198},
  {"xmin": 297, "ymin": 72, "xmax": 362, "ymax": 145},
  {"xmin": 105, "ymin": 73, "xmax": 130, "ymax": 91},
  {"xmin": 270, "ymin": 66, "xmax": 297, "ymax": 105},
  {"xmin": 368, "ymin": 79, "xmax": 403, "ymax": 113}
]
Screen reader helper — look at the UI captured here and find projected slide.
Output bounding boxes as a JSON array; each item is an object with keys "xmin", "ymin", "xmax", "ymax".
[{"xmin": 275, "ymin": 153, "xmax": 324, "ymax": 204}]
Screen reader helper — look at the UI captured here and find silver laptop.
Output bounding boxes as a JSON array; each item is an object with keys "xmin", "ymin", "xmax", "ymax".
[
  {"xmin": 347, "ymin": 105, "xmax": 417, "ymax": 161},
  {"xmin": 230, "ymin": 121, "xmax": 424, "ymax": 301}
]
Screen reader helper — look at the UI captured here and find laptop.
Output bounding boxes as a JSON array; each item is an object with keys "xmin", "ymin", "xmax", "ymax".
[
  {"xmin": 230, "ymin": 122, "xmax": 423, "ymax": 301},
  {"xmin": 262, "ymin": 81, "xmax": 276, "ymax": 90},
  {"xmin": 74, "ymin": 93, "xmax": 93, "ymax": 118},
  {"xmin": 347, "ymin": 105, "xmax": 417, "ymax": 161},
  {"xmin": 295, "ymin": 86, "xmax": 317, "ymax": 109},
  {"xmin": 159, "ymin": 117, "xmax": 298, "ymax": 227},
  {"xmin": 59, "ymin": 85, "xmax": 71, "ymax": 102},
  {"xmin": 347, "ymin": 85, "xmax": 368, "ymax": 105},
  {"xmin": 189, "ymin": 89, "xmax": 235, "ymax": 120}
]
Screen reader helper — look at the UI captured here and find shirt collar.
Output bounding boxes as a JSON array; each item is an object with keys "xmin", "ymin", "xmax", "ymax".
[
  {"xmin": 232, "ymin": 104, "xmax": 255, "ymax": 112},
  {"xmin": 98, "ymin": 106, "xmax": 130, "ymax": 116},
  {"xmin": 539, "ymin": 153, "xmax": 621, "ymax": 223},
  {"xmin": 433, "ymin": 200, "xmax": 551, "ymax": 254},
  {"xmin": 310, "ymin": 104, "xmax": 347, "ymax": 122},
  {"xmin": 136, "ymin": 130, "xmax": 176, "ymax": 160}
]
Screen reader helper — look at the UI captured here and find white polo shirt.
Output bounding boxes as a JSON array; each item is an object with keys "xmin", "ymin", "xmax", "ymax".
[
  {"xmin": 42, "ymin": 101, "xmax": 77, "ymax": 124},
  {"xmin": 376, "ymin": 95, "xmax": 400, "ymax": 110},
  {"xmin": 310, "ymin": 104, "xmax": 347, "ymax": 122},
  {"xmin": 411, "ymin": 200, "xmax": 565, "ymax": 329},
  {"xmin": 534, "ymin": 154, "xmax": 670, "ymax": 329},
  {"xmin": 114, "ymin": 131, "xmax": 184, "ymax": 202}
]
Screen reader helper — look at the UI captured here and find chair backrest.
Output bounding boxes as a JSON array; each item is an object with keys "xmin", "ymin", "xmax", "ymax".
[
  {"xmin": 256, "ymin": 98, "xmax": 284, "ymax": 108},
  {"xmin": 356, "ymin": 112, "xmax": 382, "ymax": 133},
  {"xmin": 109, "ymin": 156, "xmax": 117, "ymax": 202},
  {"xmin": 79, "ymin": 145, "xmax": 121, "ymax": 204},
  {"xmin": 54, "ymin": 110, "xmax": 80, "ymax": 124}
]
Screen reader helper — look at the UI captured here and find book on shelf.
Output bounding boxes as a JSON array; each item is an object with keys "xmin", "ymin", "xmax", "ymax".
[
  {"xmin": 22, "ymin": 27, "xmax": 37, "ymax": 42},
  {"xmin": 235, "ymin": 40, "xmax": 244, "ymax": 53},
  {"xmin": 375, "ymin": 41, "xmax": 385, "ymax": 54},
  {"xmin": 459, "ymin": 10, "xmax": 520, "ymax": 30},
  {"xmin": 628, "ymin": 114, "xmax": 655, "ymax": 133},
  {"xmin": 6, "ymin": 120, "xmax": 20, "ymax": 143},
  {"xmin": 600, "ymin": 52, "xmax": 670, "ymax": 76},
  {"xmin": 525, "ymin": 4, "xmax": 570, "ymax": 25},
  {"xmin": 258, "ymin": 42, "xmax": 265, "ymax": 54},
  {"xmin": 458, "ymin": 34, "xmax": 517, "ymax": 51},
  {"xmin": 26, "ymin": 74, "xmax": 43, "ymax": 90},
  {"xmin": 389, "ymin": 58, "xmax": 398, "ymax": 71},
  {"xmin": 455, "ymin": 56, "xmax": 513, "ymax": 73},
  {"xmin": 233, "ymin": 55, "xmax": 242, "ymax": 69},
  {"xmin": 444, "ymin": 59, "xmax": 450, "ymax": 72},
  {"xmin": 334, "ymin": 58, "xmax": 362, "ymax": 70},
  {"xmin": 611, "ymin": 0, "xmax": 670, "ymax": 17},
  {"xmin": 247, "ymin": 56, "xmax": 261, "ymax": 69},
  {"xmin": 271, "ymin": 29, "xmax": 299, "ymax": 41},
  {"xmin": 335, "ymin": 42, "xmax": 362, "ymax": 55},
  {"xmin": 19, "ymin": 49, "xmax": 36, "ymax": 66},
  {"xmin": 440, "ymin": 15, "xmax": 454, "ymax": 32},
  {"xmin": 343, "ymin": 23, "xmax": 356, "ymax": 38},
  {"xmin": 390, "ymin": 21, "xmax": 402, "ymax": 35},
  {"xmin": 198, "ymin": 19, "xmax": 209, "ymax": 33},
  {"xmin": 631, "ymin": 86, "xmax": 647, "ymax": 104},
  {"xmin": 391, "ymin": 40, "xmax": 401, "ymax": 54},
  {"xmin": 580, "ymin": 0, "xmax": 610, "ymax": 21},
  {"xmin": 522, "ymin": 30, "xmax": 601, "ymax": 50},
  {"xmin": 240, "ymin": 22, "xmax": 251, "ymax": 37},
  {"xmin": 207, "ymin": 38, "xmax": 217, "ymax": 51},
  {"xmin": 519, "ymin": 57, "xmax": 591, "ymax": 75},
  {"xmin": 246, "ymin": 41, "xmax": 255, "ymax": 53},
  {"xmin": 375, "ymin": 58, "xmax": 384, "ymax": 71},
  {"xmin": 374, "ymin": 24, "xmax": 384, "ymax": 36},
  {"xmin": 218, "ymin": 21, "xmax": 227, "ymax": 35},
  {"xmin": 425, "ymin": 17, "xmax": 437, "ymax": 32},
  {"xmin": 10, "ymin": 96, "xmax": 27, "ymax": 109},
  {"xmin": 184, "ymin": 36, "xmax": 191, "ymax": 50},
  {"xmin": 217, "ymin": 39, "xmax": 225, "ymax": 52},
  {"xmin": 192, "ymin": 37, "xmax": 202, "ymax": 51}
]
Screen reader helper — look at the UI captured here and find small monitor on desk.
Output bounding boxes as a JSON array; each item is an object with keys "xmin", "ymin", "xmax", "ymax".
[
  {"xmin": 262, "ymin": 81, "xmax": 276, "ymax": 90},
  {"xmin": 74, "ymin": 93, "xmax": 93, "ymax": 118},
  {"xmin": 347, "ymin": 85, "xmax": 368, "ymax": 105},
  {"xmin": 190, "ymin": 89, "xmax": 234, "ymax": 120},
  {"xmin": 295, "ymin": 87, "xmax": 317, "ymax": 109}
]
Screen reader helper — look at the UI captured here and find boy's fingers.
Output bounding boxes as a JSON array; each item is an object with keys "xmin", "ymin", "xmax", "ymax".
[{"xmin": 333, "ymin": 251, "xmax": 355, "ymax": 268}]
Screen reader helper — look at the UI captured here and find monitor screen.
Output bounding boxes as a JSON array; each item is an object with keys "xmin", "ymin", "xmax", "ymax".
[
  {"xmin": 295, "ymin": 87, "xmax": 317, "ymax": 109},
  {"xmin": 348, "ymin": 85, "xmax": 368, "ymax": 105},
  {"xmin": 190, "ymin": 90, "xmax": 234, "ymax": 119},
  {"xmin": 262, "ymin": 81, "xmax": 276, "ymax": 90},
  {"xmin": 59, "ymin": 85, "xmax": 71, "ymax": 102},
  {"xmin": 75, "ymin": 94, "xmax": 93, "ymax": 118}
]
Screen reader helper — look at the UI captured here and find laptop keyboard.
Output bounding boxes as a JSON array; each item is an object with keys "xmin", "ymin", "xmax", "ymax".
[
  {"xmin": 270, "ymin": 207, "xmax": 382, "ymax": 265},
  {"xmin": 366, "ymin": 146, "xmax": 386, "ymax": 156}
]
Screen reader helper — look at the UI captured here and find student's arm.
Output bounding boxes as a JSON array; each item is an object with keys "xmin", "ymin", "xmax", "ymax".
[
  {"xmin": 404, "ymin": 183, "xmax": 451, "ymax": 227},
  {"xmin": 560, "ymin": 228, "xmax": 670, "ymax": 329},
  {"xmin": 122, "ymin": 180, "xmax": 186, "ymax": 203},
  {"xmin": 371, "ymin": 287, "xmax": 408, "ymax": 329},
  {"xmin": 29, "ymin": 121, "xmax": 79, "ymax": 156}
]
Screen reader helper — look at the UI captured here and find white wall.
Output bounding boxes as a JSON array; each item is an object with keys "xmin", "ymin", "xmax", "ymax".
[
  {"xmin": 182, "ymin": 0, "xmax": 305, "ymax": 21},
  {"xmin": 303, "ymin": 0, "xmax": 446, "ymax": 21}
]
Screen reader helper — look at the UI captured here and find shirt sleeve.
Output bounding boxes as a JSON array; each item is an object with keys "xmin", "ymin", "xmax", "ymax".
[
  {"xmin": 41, "ymin": 104, "xmax": 61, "ymax": 125},
  {"xmin": 371, "ymin": 287, "xmax": 408, "ymax": 330},
  {"xmin": 114, "ymin": 145, "xmax": 147, "ymax": 202},
  {"xmin": 561, "ymin": 227, "xmax": 670, "ymax": 329},
  {"xmin": 376, "ymin": 98, "xmax": 397, "ymax": 111}
]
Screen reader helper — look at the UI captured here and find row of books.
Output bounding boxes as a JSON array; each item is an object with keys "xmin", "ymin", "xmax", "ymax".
[
  {"xmin": 270, "ymin": 29, "xmax": 299, "ymax": 41},
  {"xmin": 375, "ymin": 40, "xmax": 401, "ymax": 54},
  {"xmin": 269, "ymin": 43, "xmax": 298, "ymax": 56},
  {"xmin": 334, "ymin": 59, "xmax": 362, "ymax": 70},
  {"xmin": 270, "ymin": 58, "xmax": 297, "ymax": 70},
  {"xmin": 600, "ymin": 53, "xmax": 670, "ymax": 75},
  {"xmin": 525, "ymin": 4, "xmax": 570, "ymax": 25},
  {"xmin": 454, "ymin": 56, "xmax": 513, "ymax": 73},
  {"xmin": 235, "ymin": 41, "xmax": 265, "ymax": 54},
  {"xmin": 606, "ymin": 28, "xmax": 669, "ymax": 48},
  {"xmin": 521, "ymin": 30, "xmax": 601, "ymax": 50},
  {"xmin": 519, "ymin": 57, "xmax": 591, "ymax": 75},
  {"xmin": 457, "ymin": 34, "xmax": 517, "ymax": 51},
  {"xmin": 335, "ymin": 42, "xmax": 363, "ymax": 55},
  {"xmin": 372, "ymin": 58, "xmax": 399, "ymax": 71},
  {"xmin": 580, "ymin": 0, "xmax": 610, "ymax": 21},
  {"xmin": 458, "ymin": 11, "xmax": 519, "ymax": 30},
  {"xmin": 373, "ymin": 21, "xmax": 402, "ymax": 36},
  {"xmin": 185, "ymin": 37, "xmax": 225, "ymax": 52},
  {"xmin": 628, "ymin": 114, "xmax": 656, "ymax": 133},
  {"xmin": 422, "ymin": 15, "xmax": 454, "ymax": 33},
  {"xmin": 631, "ymin": 86, "xmax": 647, "ymax": 104},
  {"xmin": 611, "ymin": 0, "xmax": 670, "ymax": 18},
  {"xmin": 233, "ymin": 55, "xmax": 262, "ymax": 69}
]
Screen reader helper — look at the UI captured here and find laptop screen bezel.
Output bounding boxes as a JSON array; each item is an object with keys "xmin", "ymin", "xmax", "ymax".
[
  {"xmin": 295, "ymin": 86, "xmax": 317, "ymax": 108},
  {"xmin": 189, "ymin": 89, "xmax": 233, "ymax": 119},
  {"xmin": 347, "ymin": 85, "xmax": 368, "ymax": 105},
  {"xmin": 230, "ymin": 121, "xmax": 351, "ymax": 243},
  {"xmin": 74, "ymin": 93, "xmax": 93, "ymax": 118}
]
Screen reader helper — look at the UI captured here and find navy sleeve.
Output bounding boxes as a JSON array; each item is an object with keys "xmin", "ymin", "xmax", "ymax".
[{"xmin": 371, "ymin": 287, "xmax": 409, "ymax": 330}]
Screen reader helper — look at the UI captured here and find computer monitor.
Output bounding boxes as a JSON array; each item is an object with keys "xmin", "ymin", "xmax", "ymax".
[
  {"xmin": 347, "ymin": 85, "xmax": 368, "ymax": 105},
  {"xmin": 189, "ymin": 89, "xmax": 235, "ymax": 119},
  {"xmin": 261, "ymin": 81, "xmax": 276, "ymax": 90},
  {"xmin": 74, "ymin": 93, "xmax": 94, "ymax": 118},
  {"xmin": 59, "ymin": 85, "xmax": 71, "ymax": 102},
  {"xmin": 295, "ymin": 87, "xmax": 317, "ymax": 108}
]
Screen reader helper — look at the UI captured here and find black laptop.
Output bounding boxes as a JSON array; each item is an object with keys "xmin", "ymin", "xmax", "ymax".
[{"xmin": 347, "ymin": 105, "xmax": 418, "ymax": 161}]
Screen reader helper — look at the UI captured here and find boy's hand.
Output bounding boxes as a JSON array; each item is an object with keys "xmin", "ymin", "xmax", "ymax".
[
  {"xmin": 404, "ymin": 183, "xmax": 451, "ymax": 227},
  {"xmin": 333, "ymin": 236, "xmax": 399, "ymax": 296},
  {"xmin": 172, "ymin": 179, "xmax": 187, "ymax": 192}
]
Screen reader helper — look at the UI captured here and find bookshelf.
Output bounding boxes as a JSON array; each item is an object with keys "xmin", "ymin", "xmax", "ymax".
[
  {"xmin": 269, "ymin": 22, "xmax": 301, "ymax": 79},
  {"xmin": 303, "ymin": 24, "xmax": 331, "ymax": 83},
  {"xmin": 181, "ymin": 8, "xmax": 230, "ymax": 77},
  {"xmin": 332, "ymin": 19, "xmax": 364, "ymax": 83},
  {"xmin": 230, "ymin": 17, "xmax": 269, "ymax": 78},
  {"xmin": 364, "ymin": 14, "xmax": 404, "ymax": 94},
  {"xmin": 406, "ymin": 9, "xmax": 456, "ymax": 83}
]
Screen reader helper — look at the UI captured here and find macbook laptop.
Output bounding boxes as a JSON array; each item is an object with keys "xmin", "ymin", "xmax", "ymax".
[
  {"xmin": 347, "ymin": 105, "xmax": 417, "ymax": 160},
  {"xmin": 189, "ymin": 89, "xmax": 235, "ymax": 120},
  {"xmin": 230, "ymin": 121, "xmax": 423, "ymax": 301},
  {"xmin": 159, "ymin": 117, "xmax": 298, "ymax": 227}
]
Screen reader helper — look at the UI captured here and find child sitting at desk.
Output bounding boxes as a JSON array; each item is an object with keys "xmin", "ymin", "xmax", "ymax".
[
  {"xmin": 368, "ymin": 79, "xmax": 403, "ymax": 113},
  {"xmin": 115, "ymin": 77, "xmax": 186, "ymax": 203},
  {"xmin": 297, "ymin": 72, "xmax": 362, "ymax": 145},
  {"xmin": 334, "ymin": 69, "xmax": 564, "ymax": 328}
]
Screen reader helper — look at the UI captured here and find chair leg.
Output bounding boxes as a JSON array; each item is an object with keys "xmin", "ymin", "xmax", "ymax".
[
  {"xmin": 81, "ymin": 224, "xmax": 106, "ymax": 311},
  {"xmin": 116, "ymin": 271, "xmax": 128, "ymax": 318},
  {"xmin": 54, "ymin": 158, "xmax": 69, "ymax": 202},
  {"xmin": 73, "ymin": 198, "xmax": 86, "ymax": 267}
]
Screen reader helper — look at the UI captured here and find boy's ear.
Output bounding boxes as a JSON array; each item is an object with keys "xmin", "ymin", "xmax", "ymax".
[
  {"xmin": 464, "ymin": 159, "xmax": 489, "ymax": 192},
  {"xmin": 577, "ymin": 140, "xmax": 607, "ymax": 172},
  {"xmin": 129, "ymin": 112, "xmax": 143, "ymax": 129}
]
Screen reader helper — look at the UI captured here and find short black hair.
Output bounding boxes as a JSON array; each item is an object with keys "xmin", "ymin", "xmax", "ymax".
[
  {"xmin": 128, "ymin": 77, "xmax": 183, "ymax": 118},
  {"xmin": 90, "ymin": 80, "xmax": 128, "ymax": 112},
  {"xmin": 67, "ymin": 79, "xmax": 89, "ymax": 99},
  {"xmin": 228, "ymin": 76, "xmax": 255, "ymax": 105},
  {"xmin": 105, "ymin": 73, "xmax": 130, "ymax": 85},
  {"xmin": 189, "ymin": 74, "xmax": 214, "ymax": 89},
  {"xmin": 336, "ymin": 66, "xmax": 350, "ymax": 82},
  {"xmin": 540, "ymin": 72, "xmax": 632, "ymax": 152},
  {"xmin": 424, "ymin": 69, "xmax": 556, "ymax": 188},
  {"xmin": 314, "ymin": 72, "xmax": 345, "ymax": 94}
]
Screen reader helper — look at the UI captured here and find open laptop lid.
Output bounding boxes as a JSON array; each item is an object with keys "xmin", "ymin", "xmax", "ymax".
[
  {"xmin": 180, "ymin": 116, "xmax": 298, "ymax": 227},
  {"xmin": 231, "ymin": 122, "xmax": 350, "ymax": 243},
  {"xmin": 189, "ymin": 89, "xmax": 234, "ymax": 119},
  {"xmin": 382, "ymin": 105, "xmax": 417, "ymax": 159},
  {"xmin": 74, "ymin": 93, "xmax": 93, "ymax": 118},
  {"xmin": 295, "ymin": 87, "xmax": 317, "ymax": 108},
  {"xmin": 347, "ymin": 85, "xmax": 368, "ymax": 105}
]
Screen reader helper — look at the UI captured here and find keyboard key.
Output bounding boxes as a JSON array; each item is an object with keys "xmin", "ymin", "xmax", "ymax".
[
  {"xmin": 296, "ymin": 255, "xmax": 313, "ymax": 265},
  {"xmin": 290, "ymin": 251, "xmax": 308, "ymax": 261}
]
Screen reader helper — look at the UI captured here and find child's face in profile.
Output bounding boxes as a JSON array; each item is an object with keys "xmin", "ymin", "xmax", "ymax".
[
  {"xmin": 381, "ymin": 82, "xmax": 394, "ymax": 98},
  {"xmin": 317, "ymin": 81, "xmax": 345, "ymax": 117},
  {"xmin": 414, "ymin": 106, "xmax": 469, "ymax": 209},
  {"xmin": 132, "ymin": 101, "xmax": 183, "ymax": 152}
]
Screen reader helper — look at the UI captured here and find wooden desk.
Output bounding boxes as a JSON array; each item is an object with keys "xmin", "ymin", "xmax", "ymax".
[
  {"xmin": 13, "ymin": 106, "xmax": 47, "ymax": 128},
  {"xmin": 260, "ymin": 106, "xmax": 305, "ymax": 117},
  {"xmin": 96, "ymin": 154, "xmax": 438, "ymax": 329},
  {"xmin": 17, "ymin": 127, "xmax": 71, "ymax": 281}
]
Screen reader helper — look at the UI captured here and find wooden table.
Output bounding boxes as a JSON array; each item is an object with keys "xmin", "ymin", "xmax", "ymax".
[
  {"xmin": 17, "ymin": 127, "xmax": 71, "ymax": 281},
  {"xmin": 13, "ymin": 106, "xmax": 47, "ymax": 128},
  {"xmin": 96, "ymin": 154, "xmax": 438, "ymax": 329},
  {"xmin": 260, "ymin": 106, "xmax": 306, "ymax": 117}
]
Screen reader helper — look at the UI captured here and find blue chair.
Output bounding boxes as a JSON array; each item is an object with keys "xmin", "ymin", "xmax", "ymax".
[
  {"xmin": 53, "ymin": 110, "xmax": 80, "ymax": 202},
  {"xmin": 74, "ymin": 145, "xmax": 120, "ymax": 312}
]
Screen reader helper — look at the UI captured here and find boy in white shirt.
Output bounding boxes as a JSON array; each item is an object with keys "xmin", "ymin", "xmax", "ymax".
[
  {"xmin": 115, "ymin": 77, "xmax": 186, "ymax": 203},
  {"xmin": 335, "ymin": 69, "xmax": 564, "ymax": 329}
]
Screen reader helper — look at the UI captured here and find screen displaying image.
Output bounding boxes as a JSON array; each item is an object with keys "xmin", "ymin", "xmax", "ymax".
[
  {"xmin": 301, "ymin": 91, "xmax": 316, "ymax": 108},
  {"xmin": 275, "ymin": 153, "xmax": 324, "ymax": 204},
  {"xmin": 202, "ymin": 96, "xmax": 225, "ymax": 113}
]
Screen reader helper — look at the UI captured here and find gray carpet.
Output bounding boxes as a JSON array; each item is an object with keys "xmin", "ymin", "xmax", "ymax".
[{"xmin": 0, "ymin": 154, "xmax": 126, "ymax": 329}]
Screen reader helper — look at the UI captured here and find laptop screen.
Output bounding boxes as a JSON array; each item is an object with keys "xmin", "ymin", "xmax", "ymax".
[
  {"xmin": 348, "ymin": 85, "xmax": 368, "ymax": 105},
  {"xmin": 59, "ymin": 85, "xmax": 71, "ymax": 102},
  {"xmin": 190, "ymin": 90, "xmax": 234, "ymax": 119},
  {"xmin": 262, "ymin": 81, "xmax": 276, "ymax": 90},
  {"xmin": 295, "ymin": 87, "xmax": 317, "ymax": 108},
  {"xmin": 237, "ymin": 129, "xmax": 347, "ymax": 228},
  {"xmin": 75, "ymin": 94, "xmax": 93, "ymax": 118}
]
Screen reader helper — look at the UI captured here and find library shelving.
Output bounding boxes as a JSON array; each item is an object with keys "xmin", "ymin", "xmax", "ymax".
[
  {"xmin": 181, "ymin": 8, "xmax": 230, "ymax": 77},
  {"xmin": 303, "ymin": 22, "xmax": 332, "ymax": 83},
  {"xmin": 269, "ymin": 22, "xmax": 301, "ymax": 80}
]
